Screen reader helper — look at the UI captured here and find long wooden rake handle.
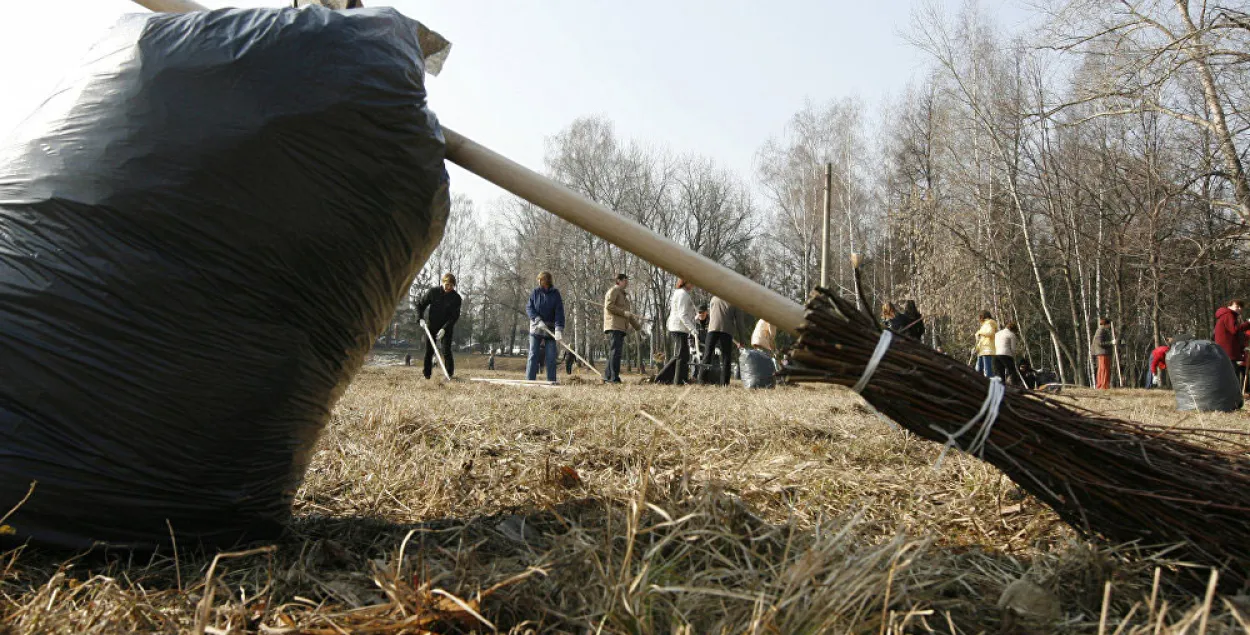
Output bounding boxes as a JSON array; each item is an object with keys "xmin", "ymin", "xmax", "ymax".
[
  {"xmin": 420, "ymin": 321, "xmax": 452, "ymax": 380},
  {"xmin": 443, "ymin": 130, "xmax": 807, "ymax": 335},
  {"xmin": 538, "ymin": 325, "xmax": 598, "ymax": 373},
  {"xmin": 132, "ymin": 0, "xmax": 809, "ymax": 336}
]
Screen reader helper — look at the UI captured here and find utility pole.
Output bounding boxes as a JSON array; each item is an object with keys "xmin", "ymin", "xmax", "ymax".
[{"xmin": 820, "ymin": 162, "xmax": 832, "ymax": 289}]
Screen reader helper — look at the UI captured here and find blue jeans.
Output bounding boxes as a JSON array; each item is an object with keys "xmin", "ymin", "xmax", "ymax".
[
  {"xmin": 604, "ymin": 330, "xmax": 625, "ymax": 382},
  {"xmin": 976, "ymin": 355, "xmax": 995, "ymax": 378},
  {"xmin": 527, "ymin": 334, "xmax": 558, "ymax": 381}
]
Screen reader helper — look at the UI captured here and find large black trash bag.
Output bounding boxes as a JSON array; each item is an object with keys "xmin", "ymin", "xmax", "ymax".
[
  {"xmin": 739, "ymin": 349, "xmax": 776, "ymax": 389},
  {"xmin": 1167, "ymin": 340, "xmax": 1243, "ymax": 412},
  {"xmin": 0, "ymin": 6, "xmax": 449, "ymax": 549}
]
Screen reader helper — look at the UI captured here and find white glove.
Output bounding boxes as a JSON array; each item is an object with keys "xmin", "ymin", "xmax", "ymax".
[
  {"xmin": 436, "ymin": 329, "xmax": 445, "ymax": 340},
  {"xmin": 554, "ymin": 329, "xmax": 564, "ymax": 341},
  {"xmin": 420, "ymin": 319, "xmax": 427, "ymax": 328}
]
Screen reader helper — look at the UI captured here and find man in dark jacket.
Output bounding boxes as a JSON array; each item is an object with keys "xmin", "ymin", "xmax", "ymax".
[
  {"xmin": 416, "ymin": 273, "xmax": 462, "ymax": 379},
  {"xmin": 695, "ymin": 304, "xmax": 710, "ymax": 351},
  {"xmin": 898, "ymin": 300, "xmax": 925, "ymax": 341},
  {"xmin": 1215, "ymin": 299, "xmax": 1250, "ymax": 385}
]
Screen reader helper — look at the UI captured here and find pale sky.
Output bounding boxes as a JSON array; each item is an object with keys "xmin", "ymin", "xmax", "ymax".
[{"xmin": 0, "ymin": 1, "xmax": 1033, "ymax": 207}]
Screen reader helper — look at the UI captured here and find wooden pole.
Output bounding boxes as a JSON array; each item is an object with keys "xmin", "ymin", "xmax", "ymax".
[
  {"xmin": 538, "ymin": 325, "xmax": 597, "ymax": 373},
  {"xmin": 821, "ymin": 162, "xmax": 832, "ymax": 290},
  {"xmin": 131, "ymin": 0, "xmax": 807, "ymax": 336},
  {"xmin": 444, "ymin": 130, "xmax": 806, "ymax": 334},
  {"xmin": 420, "ymin": 321, "xmax": 452, "ymax": 380},
  {"xmin": 132, "ymin": 0, "xmax": 208, "ymax": 11}
]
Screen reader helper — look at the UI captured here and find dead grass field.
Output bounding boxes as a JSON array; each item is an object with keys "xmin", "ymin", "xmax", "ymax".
[{"xmin": 3, "ymin": 356, "xmax": 1250, "ymax": 633}]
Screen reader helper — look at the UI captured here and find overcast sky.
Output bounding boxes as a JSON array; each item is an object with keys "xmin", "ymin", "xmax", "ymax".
[{"xmin": 1, "ymin": 0, "xmax": 1033, "ymax": 208}]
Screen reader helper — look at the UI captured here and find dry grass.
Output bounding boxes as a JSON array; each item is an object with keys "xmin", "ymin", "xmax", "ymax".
[{"xmin": 2, "ymin": 356, "xmax": 1250, "ymax": 633}]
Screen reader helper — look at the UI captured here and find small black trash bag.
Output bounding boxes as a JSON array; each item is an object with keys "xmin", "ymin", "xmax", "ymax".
[
  {"xmin": 0, "ymin": 6, "xmax": 449, "ymax": 549},
  {"xmin": 739, "ymin": 349, "xmax": 776, "ymax": 389},
  {"xmin": 1167, "ymin": 340, "xmax": 1243, "ymax": 412}
]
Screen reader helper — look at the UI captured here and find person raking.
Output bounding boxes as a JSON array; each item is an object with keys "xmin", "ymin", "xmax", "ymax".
[
  {"xmin": 526, "ymin": 271, "xmax": 566, "ymax": 382},
  {"xmin": 416, "ymin": 273, "xmax": 462, "ymax": 379},
  {"xmin": 602, "ymin": 273, "xmax": 642, "ymax": 384}
]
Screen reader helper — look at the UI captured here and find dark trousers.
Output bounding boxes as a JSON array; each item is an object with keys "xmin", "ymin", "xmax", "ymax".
[
  {"xmin": 703, "ymin": 331, "xmax": 734, "ymax": 385},
  {"xmin": 670, "ymin": 332, "xmax": 691, "ymax": 385},
  {"xmin": 423, "ymin": 326, "xmax": 454, "ymax": 378},
  {"xmin": 995, "ymin": 355, "xmax": 1019, "ymax": 385},
  {"xmin": 604, "ymin": 330, "xmax": 625, "ymax": 382}
]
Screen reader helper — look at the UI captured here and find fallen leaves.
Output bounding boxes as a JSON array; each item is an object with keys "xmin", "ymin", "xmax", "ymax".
[{"xmin": 556, "ymin": 465, "xmax": 583, "ymax": 489}]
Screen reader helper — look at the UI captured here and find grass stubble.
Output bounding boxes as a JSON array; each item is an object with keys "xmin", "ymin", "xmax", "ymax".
[{"xmin": 2, "ymin": 357, "xmax": 1249, "ymax": 633}]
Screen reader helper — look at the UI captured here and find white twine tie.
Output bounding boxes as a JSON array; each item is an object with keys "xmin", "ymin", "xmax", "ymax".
[
  {"xmin": 931, "ymin": 377, "xmax": 1005, "ymax": 471},
  {"xmin": 852, "ymin": 330, "xmax": 898, "ymax": 431},
  {"xmin": 853, "ymin": 330, "xmax": 894, "ymax": 394}
]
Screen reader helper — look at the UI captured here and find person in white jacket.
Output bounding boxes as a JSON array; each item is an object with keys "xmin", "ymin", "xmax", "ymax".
[
  {"xmin": 666, "ymin": 278, "xmax": 699, "ymax": 385},
  {"xmin": 994, "ymin": 321, "xmax": 1022, "ymax": 384}
]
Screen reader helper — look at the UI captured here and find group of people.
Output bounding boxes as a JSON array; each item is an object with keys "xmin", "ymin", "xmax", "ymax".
[
  {"xmin": 1149, "ymin": 298, "xmax": 1250, "ymax": 390},
  {"xmin": 400, "ymin": 269, "xmax": 788, "ymax": 387},
  {"xmin": 408, "ymin": 275, "xmax": 1250, "ymax": 395},
  {"xmin": 611, "ymin": 275, "xmax": 775, "ymax": 386},
  {"xmin": 970, "ymin": 298, "xmax": 1250, "ymax": 393},
  {"xmin": 658, "ymin": 278, "xmax": 760, "ymax": 386},
  {"xmin": 403, "ymin": 270, "xmax": 566, "ymax": 382},
  {"xmin": 881, "ymin": 301, "xmax": 924, "ymax": 340},
  {"xmin": 970, "ymin": 311, "xmax": 1037, "ymax": 388}
]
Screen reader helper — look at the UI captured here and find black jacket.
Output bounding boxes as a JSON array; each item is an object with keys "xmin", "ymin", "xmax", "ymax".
[
  {"xmin": 417, "ymin": 286, "xmax": 462, "ymax": 331},
  {"xmin": 887, "ymin": 311, "xmax": 925, "ymax": 340}
]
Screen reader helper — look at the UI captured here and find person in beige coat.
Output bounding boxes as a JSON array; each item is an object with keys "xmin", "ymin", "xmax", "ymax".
[
  {"xmin": 751, "ymin": 319, "xmax": 777, "ymax": 352},
  {"xmin": 602, "ymin": 273, "xmax": 642, "ymax": 384},
  {"xmin": 703, "ymin": 296, "xmax": 739, "ymax": 385}
]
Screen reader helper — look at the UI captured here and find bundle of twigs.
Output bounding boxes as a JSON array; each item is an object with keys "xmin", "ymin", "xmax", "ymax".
[{"xmin": 785, "ymin": 288, "xmax": 1250, "ymax": 587}]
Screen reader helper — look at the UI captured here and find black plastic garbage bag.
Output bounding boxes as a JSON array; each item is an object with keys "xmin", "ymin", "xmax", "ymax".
[
  {"xmin": 1167, "ymin": 340, "xmax": 1243, "ymax": 412},
  {"xmin": 739, "ymin": 349, "xmax": 776, "ymax": 389},
  {"xmin": 0, "ymin": 6, "xmax": 449, "ymax": 549}
]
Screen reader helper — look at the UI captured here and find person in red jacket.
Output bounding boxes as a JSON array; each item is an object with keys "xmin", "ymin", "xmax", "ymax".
[
  {"xmin": 1214, "ymin": 299, "xmax": 1250, "ymax": 385},
  {"xmin": 1149, "ymin": 337, "xmax": 1174, "ymax": 389}
]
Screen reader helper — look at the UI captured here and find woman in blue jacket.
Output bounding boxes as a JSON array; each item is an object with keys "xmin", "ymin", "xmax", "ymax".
[{"xmin": 526, "ymin": 271, "xmax": 566, "ymax": 381}]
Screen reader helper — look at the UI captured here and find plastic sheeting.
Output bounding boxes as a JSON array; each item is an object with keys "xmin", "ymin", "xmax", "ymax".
[
  {"xmin": 1167, "ymin": 340, "xmax": 1244, "ymax": 412},
  {"xmin": 0, "ymin": 6, "xmax": 449, "ymax": 548},
  {"xmin": 739, "ymin": 350, "xmax": 776, "ymax": 389}
]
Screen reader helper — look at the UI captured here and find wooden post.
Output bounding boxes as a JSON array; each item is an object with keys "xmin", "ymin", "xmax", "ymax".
[{"xmin": 821, "ymin": 163, "xmax": 832, "ymax": 289}]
